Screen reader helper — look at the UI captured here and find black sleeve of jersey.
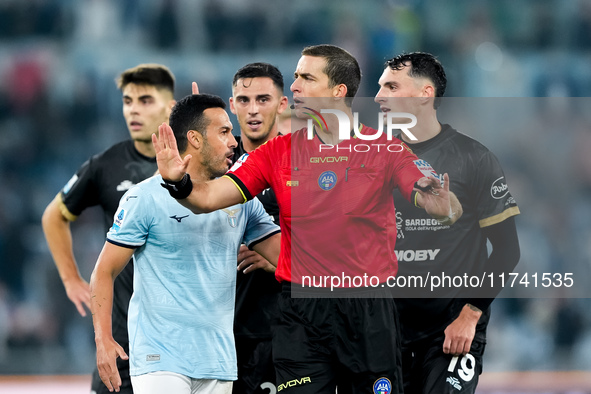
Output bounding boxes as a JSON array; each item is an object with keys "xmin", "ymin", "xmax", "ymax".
[
  {"xmin": 60, "ymin": 157, "xmax": 100, "ymax": 216},
  {"xmin": 466, "ymin": 216, "xmax": 520, "ymax": 311},
  {"xmin": 225, "ymin": 173, "xmax": 253, "ymax": 201}
]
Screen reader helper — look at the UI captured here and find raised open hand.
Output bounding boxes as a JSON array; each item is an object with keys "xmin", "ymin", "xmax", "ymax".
[{"xmin": 152, "ymin": 122, "xmax": 191, "ymax": 182}]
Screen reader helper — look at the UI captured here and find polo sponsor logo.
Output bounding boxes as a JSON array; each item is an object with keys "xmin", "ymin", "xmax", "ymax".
[
  {"xmin": 309, "ymin": 156, "xmax": 348, "ymax": 163},
  {"xmin": 318, "ymin": 170, "xmax": 337, "ymax": 190},
  {"xmin": 146, "ymin": 354, "xmax": 160, "ymax": 362},
  {"xmin": 491, "ymin": 176, "xmax": 509, "ymax": 199},
  {"xmin": 373, "ymin": 377, "xmax": 392, "ymax": 394},
  {"xmin": 395, "ymin": 249, "xmax": 440, "ymax": 262},
  {"xmin": 277, "ymin": 377, "xmax": 311, "ymax": 391}
]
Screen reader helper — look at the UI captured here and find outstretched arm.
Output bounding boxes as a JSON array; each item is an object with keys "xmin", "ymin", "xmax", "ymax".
[
  {"xmin": 152, "ymin": 122, "xmax": 244, "ymax": 213},
  {"xmin": 90, "ymin": 242, "xmax": 134, "ymax": 393},
  {"xmin": 42, "ymin": 194, "xmax": 91, "ymax": 317},
  {"xmin": 415, "ymin": 173, "xmax": 462, "ymax": 225}
]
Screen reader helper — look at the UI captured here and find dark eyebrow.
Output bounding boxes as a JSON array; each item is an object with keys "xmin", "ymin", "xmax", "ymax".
[
  {"xmin": 295, "ymin": 72, "xmax": 314, "ymax": 80},
  {"xmin": 256, "ymin": 94, "xmax": 272, "ymax": 100},
  {"xmin": 123, "ymin": 94, "xmax": 154, "ymax": 101}
]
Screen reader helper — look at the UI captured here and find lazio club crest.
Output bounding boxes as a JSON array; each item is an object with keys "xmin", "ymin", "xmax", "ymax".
[
  {"xmin": 222, "ymin": 208, "xmax": 241, "ymax": 228},
  {"xmin": 318, "ymin": 170, "xmax": 337, "ymax": 191}
]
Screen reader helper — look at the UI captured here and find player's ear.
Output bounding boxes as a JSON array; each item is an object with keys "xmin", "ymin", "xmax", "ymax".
[
  {"xmin": 229, "ymin": 97, "xmax": 237, "ymax": 115},
  {"xmin": 187, "ymin": 129, "xmax": 201, "ymax": 149},
  {"xmin": 423, "ymin": 84, "xmax": 435, "ymax": 98},
  {"xmin": 277, "ymin": 96, "xmax": 289, "ymax": 114},
  {"xmin": 166, "ymin": 100, "xmax": 176, "ymax": 117},
  {"xmin": 332, "ymin": 83, "xmax": 347, "ymax": 99},
  {"xmin": 417, "ymin": 84, "xmax": 435, "ymax": 106}
]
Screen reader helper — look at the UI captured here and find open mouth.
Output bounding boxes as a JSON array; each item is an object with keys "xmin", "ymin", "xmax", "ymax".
[
  {"xmin": 225, "ymin": 151, "xmax": 234, "ymax": 166},
  {"xmin": 247, "ymin": 120, "xmax": 262, "ymax": 130},
  {"xmin": 129, "ymin": 121, "xmax": 143, "ymax": 130}
]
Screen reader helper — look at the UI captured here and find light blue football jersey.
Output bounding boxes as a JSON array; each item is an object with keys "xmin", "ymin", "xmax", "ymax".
[{"xmin": 106, "ymin": 175, "xmax": 280, "ymax": 380}]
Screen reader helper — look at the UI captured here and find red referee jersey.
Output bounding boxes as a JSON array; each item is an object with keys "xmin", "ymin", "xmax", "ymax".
[{"xmin": 224, "ymin": 125, "xmax": 426, "ymax": 286}]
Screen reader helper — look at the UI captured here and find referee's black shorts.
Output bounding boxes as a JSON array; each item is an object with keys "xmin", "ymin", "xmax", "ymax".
[{"xmin": 272, "ymin": 283, "xmax": 403, "ymax": 394}]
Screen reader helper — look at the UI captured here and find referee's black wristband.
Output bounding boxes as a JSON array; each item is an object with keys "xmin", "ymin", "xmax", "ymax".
[{"xmin": 161, "ymin": 173, "xmax": 193, "ymax": 199}]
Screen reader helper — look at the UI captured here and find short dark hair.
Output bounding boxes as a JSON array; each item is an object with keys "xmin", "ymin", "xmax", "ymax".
[
  {"xmin": 232, "ymin": 62, "xmax": 284, "ymax": 92},
  {"xmin": 169, "ymin": 94, "xmax": 226, "ymax": 153},
  {"xmin": 116, "ymin": 63, "xmax": 175, "ymax": 94},
  {"xmin": 301, "ymin": 44, "xmax": 361, "ymax": 105},
  {"xmin": 385, "ymin": 52, "xmax": 447, "ymax": 109}
]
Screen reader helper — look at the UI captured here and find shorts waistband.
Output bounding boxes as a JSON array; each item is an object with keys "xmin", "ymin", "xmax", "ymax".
[{"xmin": 282, "ymin": 282, "xmax": 393, "ymax": 298}]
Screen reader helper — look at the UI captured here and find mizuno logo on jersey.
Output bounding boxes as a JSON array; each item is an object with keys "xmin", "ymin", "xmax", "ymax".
[
  {"xmin": 395, "ymin": 249, "xmax": 440, "ymax": 262},
  {"xmin": 170, "ymin": 215, "xmax": 189, "ymax": 223}
]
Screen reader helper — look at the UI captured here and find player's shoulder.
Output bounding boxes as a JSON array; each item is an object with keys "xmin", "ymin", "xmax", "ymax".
[
  {"xmin": 248, "ymin": 132, "xmax": 291, "ymax": 158},
  {"xmin": 136, "ymin": 174, "xmax": 162, "ymax": 191},
  {"xmin": 442, "ymin": 124, "xmax": 492, "ymax": 156},
  {"xmin": 88, "ymin": 139, "xmax": 133, "ymax": 163},
  {"xmin": 267, "ymin": 132, "xmax": 292, "ymax": 146},
  {"xmin": 123, "ymin": 174, "xmax": 161, "ymax": 197}
]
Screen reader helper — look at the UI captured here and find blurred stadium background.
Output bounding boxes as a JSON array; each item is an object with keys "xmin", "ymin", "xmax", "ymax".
[{"xmin": 1, "ymin": 0, "xmax": 591, "ymax": 392}]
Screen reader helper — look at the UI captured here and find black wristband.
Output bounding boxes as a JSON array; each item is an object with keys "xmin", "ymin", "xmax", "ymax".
[
  {"xmin": 161, "ymin": 173, "xmax": 193, "ymax": 199},
  {"xmin": 414, "ymin": 181, "xmax": 432, "ymax": 192}
]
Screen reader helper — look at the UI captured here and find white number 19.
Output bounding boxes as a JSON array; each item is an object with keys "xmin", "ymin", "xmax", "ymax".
[{"xmin": 447, "ymin": 354, "xmax": 476, "ymax": 381}]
